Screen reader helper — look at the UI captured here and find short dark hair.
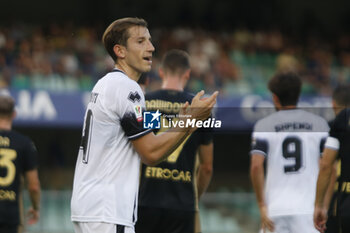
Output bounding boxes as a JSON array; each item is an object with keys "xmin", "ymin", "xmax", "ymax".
[
  {"xmin": 0, "ymin": 94, "xmax": 15, "ymax": 117},
  {"xmin": 161, "ymin": 49, "xmax": 190, "ymax": 75},
  {"xmin": 268, "ymin": 72, "xmax": 302, "ymax": 106},
  {"xmin": 102, "ymin": 17, "xmax": 148, "ymax": 62},
  {"xmin": 332, "ymin": 84, "xmax": 350, "ymax": 106}
]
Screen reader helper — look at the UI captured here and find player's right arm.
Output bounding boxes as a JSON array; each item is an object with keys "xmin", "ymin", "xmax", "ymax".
[
  {"xmin": 21, "ymin": 138, "xmax": 41, "ymax": 225},
  {"xmin": 250, "ymin": 127, "xmax": 274, "ymax": 232},
  {"xmin": 25, "ymin": 169, "xmax": 41, "ymax": 224},
  {"xmin": 133, "ymin": 90, "xmax": 218, "ymax": 166}
]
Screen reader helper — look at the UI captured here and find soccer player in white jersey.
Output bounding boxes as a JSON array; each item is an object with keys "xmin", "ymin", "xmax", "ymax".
[
  {"xmin": 70, "ymin": 17, "xmax": 218, "ymax": 233},
  {"xmin": 250, "ymin": 72, "xmax": 329, "ymax": 233}
]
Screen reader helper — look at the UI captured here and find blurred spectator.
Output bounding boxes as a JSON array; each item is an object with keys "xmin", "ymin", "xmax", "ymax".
[{"xmin": 0, "ymin": 23, "xmax": 350, "ymax": 96}]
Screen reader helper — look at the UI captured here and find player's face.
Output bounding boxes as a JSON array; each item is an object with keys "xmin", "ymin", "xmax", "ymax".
[{"xmin": 124, "ymin": 26, "xmax": 155, "ymax": 75}]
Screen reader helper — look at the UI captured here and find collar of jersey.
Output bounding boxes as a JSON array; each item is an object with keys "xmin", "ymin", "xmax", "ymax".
[{"xmin": 110, "ymin": 68, "xmax": 126, "ymax": 75}]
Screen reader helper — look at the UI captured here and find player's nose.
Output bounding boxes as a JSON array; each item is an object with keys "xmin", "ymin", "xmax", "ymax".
[{"xmin": 147, "ymin": 40, "xmax": 155, "ymax": 52}]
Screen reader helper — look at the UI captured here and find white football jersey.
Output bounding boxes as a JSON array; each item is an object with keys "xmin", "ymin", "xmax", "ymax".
[
  {"xmin": 251, "ymin": 109, "xmax": 329, "ymax": 216},
  {"xmin": 71, "ymin": 69, "xmax": 152, "ymax": 227}
]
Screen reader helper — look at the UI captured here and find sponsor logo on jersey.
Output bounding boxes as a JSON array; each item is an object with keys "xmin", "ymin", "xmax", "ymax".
[
  {"xmin": 128, "ymin": 91, "xmax": 141, "ymax": 103},
  {"xmin": 0, "ymin": 189, "xmax": 16, "ymax": 201},
  {"xmin": 337, "ymin": 182, "xmax": 350, "ymax": 193},
  {"xmin": 0, "ymin": 136, "xmax": 10, "ymax": 147},
  {"xmin": 145, "ymin": 166, "xmax": 192, "ymax": 182}
]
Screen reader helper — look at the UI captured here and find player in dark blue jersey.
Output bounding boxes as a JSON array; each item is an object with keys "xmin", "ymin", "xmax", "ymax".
[
  {"xmin": 322, "ymin": 84, "xmax": 350, "ymax": 233},
  {"xmin": 136, "ymin": 50, "xmax": 214, "ymax": 233},
  {"xmin": 315, "ymin": 106, "xmax": 350, "ymax": 232},
  {"xmin": 0, "ymin": 91, "xmax": 40, "ymax": 233}
]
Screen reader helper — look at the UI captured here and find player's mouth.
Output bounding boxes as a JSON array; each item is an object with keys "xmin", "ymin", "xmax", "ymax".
[{"xmin": 143, "ymin": 56, "xmax": 152, "ymax": 65}]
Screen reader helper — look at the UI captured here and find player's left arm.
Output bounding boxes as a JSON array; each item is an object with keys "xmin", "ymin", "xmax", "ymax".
[
  {"xmin": 197, "ymin": 142, "xmax": 213, "ymax": 199},
  {"xmin": 314, "ymin": 113, "xmax": 342, "ymax": 232},
  {"xmin": 322, "ymin": 161, "xmax": 338, "ymax": 211}
]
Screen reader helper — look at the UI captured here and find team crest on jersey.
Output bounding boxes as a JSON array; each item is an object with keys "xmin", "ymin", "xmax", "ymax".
[
  {"xmin": 143, "ymin": 110, "xmax": 161, "ymax": 129},
  {"xmin": 128, "ymin": 91, "xmax": 141, "ymax": 102},
  {"xmin": 134, "ymin": 105, "xmax": 143, "ymax": 122}
]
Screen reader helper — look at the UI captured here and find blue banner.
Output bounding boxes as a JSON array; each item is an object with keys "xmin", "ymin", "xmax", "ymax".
[
  {"xmin": 9, "ymin": 90, "xmax": 334, "ymax": 130},
  {"xmin": 11, "ymin": 90, "xmax": 89, "ymax": 127}
]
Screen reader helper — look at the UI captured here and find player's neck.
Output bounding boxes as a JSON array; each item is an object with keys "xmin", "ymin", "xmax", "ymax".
[
  {"xmin": 161, "ymin": 77, "xmax": 184, "ymax": 91},
  {"xmin": 0, "ymin": 119, "xmax": 12, "ymax": 130},
  {"xmin": 278, "ymin": 105, "xmax": 297, "ymax": 111},
  {"xmin": 114, "ymin": 64, "xmax": 140, "ymax": 82}
]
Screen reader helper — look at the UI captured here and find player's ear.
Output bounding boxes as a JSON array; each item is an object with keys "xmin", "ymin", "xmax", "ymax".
[
  {"xmin": 272, "ymin": 93, "xmax": 282, "ymax": 109},
  {"xmin": 183, "ymin": 69, "xmax": 191, "ymax": 80},
  {"xmin": 158, "ymin": 68, "xmax": 165, "ymax": 80},
  {"xmin": 113, "ymin": 44, "xmax": 126, "ymax": 59}
]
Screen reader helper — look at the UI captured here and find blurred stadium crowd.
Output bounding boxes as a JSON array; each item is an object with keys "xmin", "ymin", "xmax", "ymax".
[{"xmin": 1, "ymin": 23, "xmax": 350, "ymax": 96}]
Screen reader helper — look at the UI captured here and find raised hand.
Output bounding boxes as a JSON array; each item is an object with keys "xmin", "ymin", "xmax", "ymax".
[{"xmin": 186, "ymin": 90, "xmax": 218, "ymax": 121}]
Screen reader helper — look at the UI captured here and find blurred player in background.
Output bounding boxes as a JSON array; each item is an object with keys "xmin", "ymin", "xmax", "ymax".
[
  {"xmin": 70, "ymin": 18, "xmax": 218, "ymax": 233},
  {"xmin": 135, "ymin": 49, "xmax": 213, "ymax": 233},
  {"xmin": 250, "ymin": 72, "xmax": 329, "ymax": 233},
  {"xmin": 314, "ymin": 90, "xmax": 350, "ymax": 232},
  {"xmin": 0, "ymin": 91, "xmax": 41, "ymax": 233},
  {"xmin": 320, "ymin": 84, "xmax": 350, "ymax": 233}
]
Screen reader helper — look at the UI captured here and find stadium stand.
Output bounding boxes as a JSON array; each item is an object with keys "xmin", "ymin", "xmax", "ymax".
[{"xmin": 1, "ymin": 23, "xmax": 350, "ymax": 96}]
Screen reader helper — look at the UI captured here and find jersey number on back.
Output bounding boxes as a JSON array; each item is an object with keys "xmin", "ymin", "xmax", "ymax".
[
  {"xmin": 282, "ymin": 137, "xmax": 302, "ymax": 173},
  {"xmin": 0, "ymin": 148, "xmax": 17, "ymax": 186},
  {"xmin": 80, "ymin": 109, "xmax": 93, "ymax": 164}
]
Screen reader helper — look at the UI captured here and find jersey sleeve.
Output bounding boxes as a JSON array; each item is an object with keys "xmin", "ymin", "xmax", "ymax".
[
  {"xmin": 117, "ymin": 80, "xmax": 152, "ymax": 140},
  {"xmin": 250, "ymin": 121, "xmax": 269, "ymax": 156},
  {"xmin": 251, "ymin": 134, "xmax": 269, "ymax": 156},
  {"xmin": 318, "ymin": 118, "xmax": 330, "ymax": 156},
  {"xmin": 320, "ymin": 137, "xmax": 327, "ymax": 156},
  {"xmin": 325, "ymin": 109, "xmax": 348, "ymax": 151},
  {"xmin": 22, "ymin": 138, "xmax": 38, "ymax": 172}
]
